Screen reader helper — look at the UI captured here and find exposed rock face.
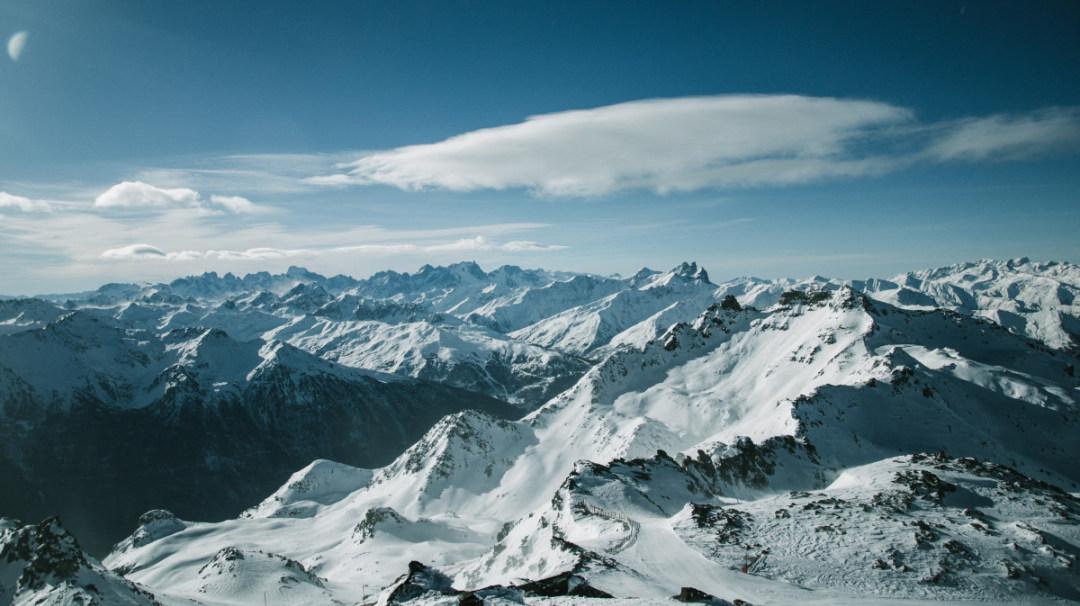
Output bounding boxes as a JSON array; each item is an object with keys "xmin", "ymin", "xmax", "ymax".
[
  {"xmin": 517, "ymin": 571, "xmax": 614, "ymax": 598},
  {"xmin": 0, "ymin": 517, "xmax": 159, "ymax": 605},
  {"xmin": 382, "ymin": 560, "xmax": 456, "ymax": 605}
]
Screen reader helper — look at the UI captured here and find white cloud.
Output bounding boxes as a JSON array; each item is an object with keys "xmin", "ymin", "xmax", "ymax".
[
  {"xmin": 99, "ymin": 235, "xmax": 565, "ymax": 262},
  {"xmin": 100, "ymin": 244, "xmax": 298, "ymax": 261},
  {"xmin": 0, "ymin": 191, "xmax": 51, "ymax": 212},
  {"xmin": 93, "ymin": 180, "xmax": 264, "ymax": 214},
  {"xmin": 425, "ymin": 236, "xmax": 567, "ymax": 253},
  {"xmin": 94, "ymin": 181, "xmax": 201, "ymax": 210},
  {"xmin": 501, "ymin": 240, "xmax": 568, "ymax": 252},
  {"xmin": 100, "ymin": 244, "xmax": 168, "ymax": 259},
  {"xmin": 7, "ymin": 31, "xmax": 28, "ymax": 62},
  {"xmin": 303, "ymin": 173, "xmax": 357, "ymax": 187},
  {"xmin": 1, "ymin": 181, "xmax": 561, "ymax": 292},
  {"xmin": 208, "ymin": 195, "xmax": 260, "ymax": 214},
  {"xmin": 925, "ymin": 107, "xmax": 1080, "ymax": 161},
  {"xmin": 310, "ymin": 95, "xmax": 913, "ymax": 196},
  {"xmin": 310, "ymin": 95, "xmax": 1080, "ymax": 197}
]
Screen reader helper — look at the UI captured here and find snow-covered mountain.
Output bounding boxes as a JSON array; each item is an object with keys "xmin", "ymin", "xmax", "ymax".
[
  {"xmin": 711, "ymin": 258, "xmax": 1080, "ymax": 352},
  {"xmin": 0, "ymin": 298, "xmax": 65, "ymax": 336},
  {"xmin": 97, "ymin": 274, "xmax": 1080, "ymax": 605},
  {"xmin": 510, "ymin": 262, "xmax": 718, "ymax": 357},
  {"xmin": 856, "ymin": 257, "xmax": 1080, "ymax": 352},
  {"xmin": 2, "ymin": 258, "xmax": 1079, "ymax": 603},
  {"xmin": 0, "ymin": 311, "xmax": 517, "ymax": 555},
  {"xmin": 265, "ymin": 314, "xmax": 589, "ymax": 407},
  {"xmin": 33, "ymin": 262, "xmax": 601, "ymax": 408}
]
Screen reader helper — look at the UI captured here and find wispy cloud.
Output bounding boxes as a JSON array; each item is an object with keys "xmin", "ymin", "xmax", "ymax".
[
  {"xmin": 133, "ymin": 152, "xmax": 359, "ymax": 195},
  {"xmin": 208, "ymin": 195, "xmax": 259, "ymax": 214},
  {"xmin": 100, "ymin": 235, "xmax": 566, "ymax": 262},
  {"xmin": 924, "ymin": 107, "xmax": 1080, "ymax": 161},
  {"xmin": 308, "ymin": 95, "xmax": 1080, "ymax": 197},
  {"xmin": 0, "ymin": 200, "xmax": 562, "ymax": 290},
  {"xmin": 0, "ymin": 191, "xmax": 52, "ymax": 213}
]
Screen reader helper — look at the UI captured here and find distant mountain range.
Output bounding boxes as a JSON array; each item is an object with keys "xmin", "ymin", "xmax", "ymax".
[{"xmin": 1, "ymin": 257, "xmax": 1078, "ymax": 605}]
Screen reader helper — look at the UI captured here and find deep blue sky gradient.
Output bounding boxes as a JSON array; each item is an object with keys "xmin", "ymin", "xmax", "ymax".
[
  {"xmin": 5, "ymin": 1, "xmax": 1080, "ymax": 166},
  {"xmin": 1, "ymin": 1, "xmax": 1078, "ymax": 291}
]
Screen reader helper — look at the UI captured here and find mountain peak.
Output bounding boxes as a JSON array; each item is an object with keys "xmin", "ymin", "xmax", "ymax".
[
  {"xmin": 284, "ymin": 282, "xmax": 328, "ymax": 297},
  {"xmin": 415, "ymin": 261, "xmax": 488, "ymax": 284},
  {"xmin": 634, "ymin": 261, "xmax": 712, "ymax": 289},
  {"xmin": 448, "ymin": 260, "xmax": 487, "ymax": 279},
  {"xmin": 285, "ymin": 265, "xmax": 320, "ymax": 279},
  {"xmin": 671, "ymin": 261, "xmax": 710, "ymax": 283}
]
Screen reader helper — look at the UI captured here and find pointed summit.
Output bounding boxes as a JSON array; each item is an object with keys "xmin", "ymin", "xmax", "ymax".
[
  {"xmin": 671, "ymin": 261, "xmax": 710, "ymax": 284},
  {"xmin": 285, "ymin": 266, "xmax": 322, "ymax": 280},
  {"xmin": 448, "ymin": 260, "xmax": 488, "ymax": 280},
  {"xmin": 635, "ymin": 262, "xmax": 712, "ymax": 289},
  {"xmin": 414, "ymin": 261, "xmax": 488, "ymax": 287},
  {"xmin": 628, "ymin": 267, "xmax": 660, "ymax": 285}
]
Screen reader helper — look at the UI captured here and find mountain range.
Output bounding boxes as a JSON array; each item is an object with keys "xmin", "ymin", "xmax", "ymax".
[{"xmin": 1, "ymin": 257, "xmax": 1078, "ymax": 605}]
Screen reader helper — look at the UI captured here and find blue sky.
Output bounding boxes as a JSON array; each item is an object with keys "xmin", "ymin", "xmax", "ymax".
[{"xmin": 1, "ymin": 0, "xmax": 1079, "ymax": 294}]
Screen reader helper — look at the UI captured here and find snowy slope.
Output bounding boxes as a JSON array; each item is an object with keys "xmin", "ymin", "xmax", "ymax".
[
  {"xmin": 0, "ymin": 312, "xmax": 518, "ymax": 555},
  {"xmin": 30, "ymin": 258, "xmax": 1075, "ymax": 412},
  {"xmin": 464, "ymin": 274, "xmax": 624, "ymax": 332},
  {"xmin": 510, "ymin": 262, "xmax": 720, "ymax": 356},
  {"xmin": 0, "ymin": 298, "xmax": 65, "ymax": 336},
  {"xmin": 266, "ymin": 315, "xmax": 589, "ymax": 407},
  {"xmin": 856, "ymin": 257, "xmax": 1080, "ymax": 351},
  {"xmin": 6, "ymin": 258, "xmax": 1079, "ymax": 604},
  {"xmin": 35, "ymin": 263, "xmax": 599, "ymax": 407},
  {"xmin": 0, "ymin": 311, "xmax": 165, "ymax": 418},
  {"xmin": 105, "ymin": 283, "xmax": 1080, "ymax": 604},
  {"xmin": 712, "ymin": 259, "xmax": 1080, "ymax": 352},
  {"xmin": 464, "ymin": 451, "xmax": 1080, "ymax": 603},
  {"xmin": 350, "ymin": 262, "xmax": 572, "ymax": 317}
]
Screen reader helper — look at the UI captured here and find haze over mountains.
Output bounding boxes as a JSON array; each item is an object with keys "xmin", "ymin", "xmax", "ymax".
[{"xmin": 1, "ymin": 257, "xmax": 1078, "ymax": 605}]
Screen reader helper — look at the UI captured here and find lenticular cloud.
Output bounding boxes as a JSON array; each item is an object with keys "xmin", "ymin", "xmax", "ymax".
[
  {"xmin": 311, "ymin": 94, "xmax": 1080, "ymax": 197},
  {"xmin": 100, "ymin": 243, "xmax": 169, "ymax": 259},
  {"xmin": 311, "ymin": 95, "xmax": 913, "ymax": 195}
]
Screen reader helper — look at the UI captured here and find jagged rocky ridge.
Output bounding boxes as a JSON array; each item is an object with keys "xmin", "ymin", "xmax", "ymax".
[{"xmin": 0, "ymin": 516, "xmax": 159, "ymax": 605}]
